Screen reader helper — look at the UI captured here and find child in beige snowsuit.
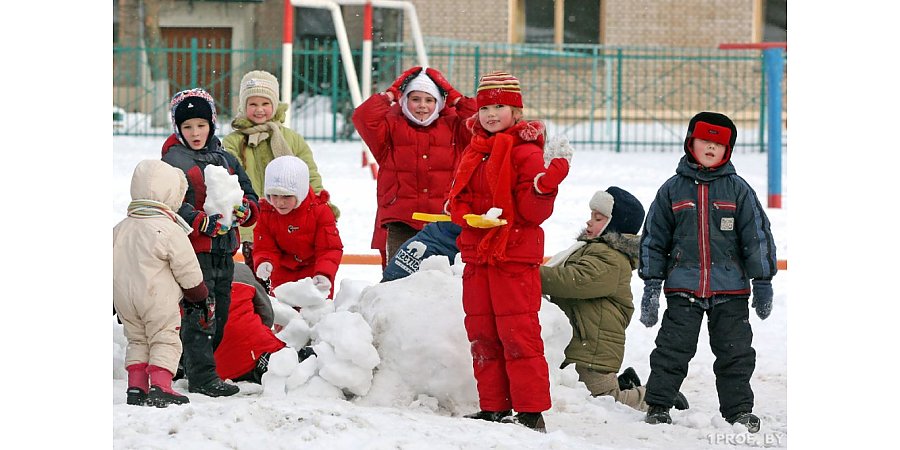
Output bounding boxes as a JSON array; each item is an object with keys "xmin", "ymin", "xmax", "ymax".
[{"xmin": 113, "ymin": 159, "xmax": 209, "ymax": 407}]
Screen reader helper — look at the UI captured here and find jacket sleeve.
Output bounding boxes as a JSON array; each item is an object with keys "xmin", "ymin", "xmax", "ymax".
[
  {"xmin": 221, "ymin": 132, "xmax": 242, "ymax": 161},
  {"xmin": 232, "ymin": 262, "xmax": 275, "ymax": 327},
  {"xmin": 540, "ymin": 246, "xmax": 621, "ymax": 299},
  {"xmin": 312, "ymin": 203, "xmax": 344, "ymax": 281},
  {"xmin": 229, "ymin": 153, "xmax": 259, "ymax": 228},
  {"xmin": 638, "ymin": 182, "xmax": 676, "ymax": 280},
  {"xmin": 734, "ymin": 177, "xmax": 778, "ymax": 280},
  {"xmin": 452, "ymin": 96, "xmax": 477, "ymax": 150},
  {"xmin": 164, "ymin": 227, "xmax": 205, "ymax": 293},
  {"xmin": 287, "ymin": 129, "xmax": 325, "ymax": 194},
  {"xmin": 252, "ymin": 206, "xmax": 279, "ymax": 267},
  {"xmin": 351, "ymin": 94, "xmax": 394, "ymax": 163},
  {"xmin": 514, "ymin": 144, "xmax": 557, "ymax": 225}
]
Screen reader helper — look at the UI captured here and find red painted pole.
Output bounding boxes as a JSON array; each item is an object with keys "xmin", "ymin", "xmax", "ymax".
[
  {"xmin": 361, "ymin": 0, "xmax": 378, "ymax": 178},
  {"xmin": 281, "ymin": 0, "xmax": 295, "ymax": 124}
]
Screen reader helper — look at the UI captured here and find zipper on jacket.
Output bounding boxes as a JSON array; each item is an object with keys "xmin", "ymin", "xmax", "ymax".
[{"xmin": 697, "ymin": 183, "xmax": 711, "ymax": 298}]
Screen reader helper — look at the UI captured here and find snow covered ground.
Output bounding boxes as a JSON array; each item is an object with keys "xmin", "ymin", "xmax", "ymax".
[{"xmin": 108, "ymin": 135, "xmax": 788, "ymax": 449}]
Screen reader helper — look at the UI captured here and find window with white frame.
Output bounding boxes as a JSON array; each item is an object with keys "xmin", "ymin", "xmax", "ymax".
[{"xmin": 517, "ymin": 0, "xmax": 601, "ymax": 45}]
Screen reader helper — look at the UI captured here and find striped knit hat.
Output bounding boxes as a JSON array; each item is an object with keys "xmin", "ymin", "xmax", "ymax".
[
  {"xmin": 476, "ymin": 71, "xmax": 523, "ymax": 108},
  {"xmin": 170, "ymin": 88, "xmax": 217, "ymax": 149}
]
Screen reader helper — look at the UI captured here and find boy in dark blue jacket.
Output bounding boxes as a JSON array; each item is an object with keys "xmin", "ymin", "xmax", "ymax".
[
  {"xmin": 638, "ymin": 112, "xmax": 777, "ymax": 433},
  {"xmin": 161, "ymin": 88, "xmax": 259, "ymax": 397}
]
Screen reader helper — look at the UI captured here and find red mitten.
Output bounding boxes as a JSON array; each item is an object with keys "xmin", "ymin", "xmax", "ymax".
[
  {"xmin": 534, "ymin": 158, "xmax": 570, "ymax": 194},
  {"xmin": 386, "ymin": 66, "xmax": 423, "ymax": 100},
  {"xmin": 425, "ymin": 68, "xmax": 462, "ymax": 106}
]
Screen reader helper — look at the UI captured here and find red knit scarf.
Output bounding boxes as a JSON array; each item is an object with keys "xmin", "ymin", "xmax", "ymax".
[{"xmin": 449, "ymin": 132, "xmax": 517, "ymax": 265}]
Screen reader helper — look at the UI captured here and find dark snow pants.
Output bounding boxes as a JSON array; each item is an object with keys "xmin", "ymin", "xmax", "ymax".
[
  {"xmin": 181, "ymin": 253, "xmax": 234, "ymax": 386},
  {"xmin": 462, "ymin": 262, "xmax": 551, "ymax": 413},
  {"xmin": 644, "ymin": 296, "xmax": 756, "ymax": 419}
]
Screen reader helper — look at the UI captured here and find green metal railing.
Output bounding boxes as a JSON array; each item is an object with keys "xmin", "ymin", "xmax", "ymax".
[{"xmin": 113, "ymin": 38, "xmax": 786, "ymax": 152}]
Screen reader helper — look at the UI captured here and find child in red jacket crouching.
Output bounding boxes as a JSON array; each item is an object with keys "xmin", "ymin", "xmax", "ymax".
[{"xmin": 253, "ymin": 156, "xmax": 343, "ymax": 298}]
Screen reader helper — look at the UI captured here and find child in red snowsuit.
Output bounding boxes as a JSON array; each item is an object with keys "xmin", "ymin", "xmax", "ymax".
[
  {"xmin": 352, "ymin": 66, "xmax": 476, "ymax": 268},
  {"xmin": 448, "ymin": 72, "xmax": 572, "ymax": 433},
  {"xmin": 252, "ymin": 155, "xmax": 343, "ymax": 298}
]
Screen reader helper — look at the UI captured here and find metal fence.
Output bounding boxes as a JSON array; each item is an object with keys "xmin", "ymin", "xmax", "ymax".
[{"xmin": 113, "ymin": 38, "xmax": 786, "ymax": 152}]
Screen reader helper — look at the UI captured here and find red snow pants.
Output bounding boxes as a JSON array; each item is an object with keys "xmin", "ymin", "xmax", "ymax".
[{"xmin": 461, "ymin": 261, "xmax": 551, "ymax": 413}]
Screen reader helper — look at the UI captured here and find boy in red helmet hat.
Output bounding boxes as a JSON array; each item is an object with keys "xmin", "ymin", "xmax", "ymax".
[{"xmin": 638, "ymin": 111, "xmax": 777, "ymax": 432}]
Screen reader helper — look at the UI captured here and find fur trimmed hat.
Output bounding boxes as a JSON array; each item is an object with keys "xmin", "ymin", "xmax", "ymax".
[
  {"xmin": 401, "ymin": 72, "xmax": 445, "ymax": 127},
  {"xmin": 170, "ymin": 88, "xmax": 217, "ymax": 149},
  {"xmin": 684, "ymin": 111, "xmax": 737, "ymax": 169},
  {"xmin": 240, "ymin": 70, "xmax": 280, "ymax": 113},
  {"xmin": 589, "ymin": 186, "xmax": 645, "ymax": 235},
  {"xmin": 476, "ymin": 71, "xmax": 523, "ymax": 108},
  {"xmin": 264, "ymin": 156, "xmax": 309, "ymax": 206}
]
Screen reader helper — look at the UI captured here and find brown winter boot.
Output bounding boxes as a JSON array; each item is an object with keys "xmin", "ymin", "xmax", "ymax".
[
  {"xmin": 125, "ymin": 362, "xmax": 149, "ymax": 406},
  {"xmin": 146, "ymin": 365, "xmax": 189, "ymax": 407}
]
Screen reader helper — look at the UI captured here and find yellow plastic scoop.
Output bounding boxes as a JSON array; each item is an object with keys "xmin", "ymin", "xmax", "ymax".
[{"xmin": 411, "ymin": 212, "xmax": 452, "ymax": 222}]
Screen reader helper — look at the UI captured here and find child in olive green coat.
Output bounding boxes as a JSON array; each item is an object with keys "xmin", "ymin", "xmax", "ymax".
[{"xmin": 540, "ymin": 186, "xmax": 687, "ymax": 412}]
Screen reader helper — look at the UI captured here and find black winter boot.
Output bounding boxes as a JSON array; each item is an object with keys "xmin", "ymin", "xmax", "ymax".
[
  {"xmin": 727, "ymin": 412, "xmax": 761, "ymax": 433},
  {"xmin": 645, "ymin": 405, "xmax": 672, "ymax": 424},
  {"xmin": 618, "ymin": 367, "xmax": 642, "ymax": 391},
  {"xmin": 673, "ymin": 391, "xmax": 690, "ymax": 410},
  {"xmin": 464, "ymin": 409, "xmax": 512, "ymax": 422},
  {"xmin": 126, "ymin": 387, "xmax": 147, "ymax": 406},
  {"xmin": 500, "ymin": 412, "xmax": 547, "ymax": 433},
  {"xmin": 188, "ymin": 378, "xmax": 240, "ymax": 397},
  {"xmin": 146, "ymin": 386, "xmax": 189, "ymax": 407},
  {"xmin": 298, "ymin": 346, "xmax": 317, "ymax": 362}
]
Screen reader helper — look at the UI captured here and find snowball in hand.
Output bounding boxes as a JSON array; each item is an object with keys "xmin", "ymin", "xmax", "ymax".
[
  {"xmin": 484, "ymin": 207, "xmax": 502, "ymax": 220},
  {"xmin": 203, "ymin": 165, "xmax": 244, "ymax": 226},
  {"xmin": 273, "ymin": 278, "xmax": 328, "ymax": 308}
]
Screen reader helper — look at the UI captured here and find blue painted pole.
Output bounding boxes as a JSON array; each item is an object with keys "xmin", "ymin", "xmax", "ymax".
[{"xmin": 763, "ymin": 48, "xmax": 784, "ymax": 208}]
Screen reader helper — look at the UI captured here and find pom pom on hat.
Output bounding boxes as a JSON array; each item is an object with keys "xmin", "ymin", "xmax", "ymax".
[
  {"xmin": 264, "ymin": 156, "xmax": 309, "ymax": 206},
  {"xmin": 169, "ymin": 88, "xmax": 217, "ymax": 148},
  {"xmin": 240, "ymin": 70, "xmax": 280, "ymax": 113},
  {"xmin": 589, "ymin": 186, "xmax": 645, "ymax": 235},
  {"xmin": 476, "ymin": 71, "xmax": 523, "ymax": 108}
]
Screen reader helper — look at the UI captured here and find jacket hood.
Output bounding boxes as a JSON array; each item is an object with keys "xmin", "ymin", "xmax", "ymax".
[
  {"xmin": 580, "ymin": 231, "xmax": 641, "ymax": 269},
  {"xmin": 130, "ymin": 159, "xmax": 188, "ymax": 211}
]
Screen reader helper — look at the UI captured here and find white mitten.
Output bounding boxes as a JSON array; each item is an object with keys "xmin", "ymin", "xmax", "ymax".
[
  {"xmin": 312, "ymin": 274, "xmax": 332, "ymax": 293},
  {"xmin": 256, "ymin": 262, "xmax": 273, "ymax": 281},
  {"xmin": 543, "ymin": 135, "xmax": 574, "ymax": 168}
]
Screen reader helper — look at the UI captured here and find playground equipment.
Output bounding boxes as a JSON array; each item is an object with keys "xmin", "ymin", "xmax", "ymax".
[{"xmin": 284, "ymin": 0, "xmax": 429, "ymax": 179}]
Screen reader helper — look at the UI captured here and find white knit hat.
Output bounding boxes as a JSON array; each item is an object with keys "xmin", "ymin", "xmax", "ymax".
[
  {"xmin": 240, "ymin": 70, "xmax": 280, "ymax": 114},
  {"xmin": 589, "ymin": 190, "xmax": 614, "ymax": 217},
  {"xmin": 400, "ymin": 72, "xmax": 444, "ymax": 127},
  {"xmin": 264, "ymin": 156, "xmax": 309, "ymax": 206}
]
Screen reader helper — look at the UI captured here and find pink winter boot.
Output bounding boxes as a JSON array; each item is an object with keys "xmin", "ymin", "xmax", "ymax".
[
  {"xmin": 125, "ymin": 363, "xmax": 149, "ymax": 406},
  {"xmin": 146, "ymin": 365, "xmax": 189, "ymax": 407}
]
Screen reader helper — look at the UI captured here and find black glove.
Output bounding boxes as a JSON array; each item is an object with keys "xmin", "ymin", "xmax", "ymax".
[
  {"xmin": 751, "ymin": 279, "xmax": 773, "ymax": 320},
  {"xmin": 640, "ymin": 279, "xmax": 662, "ymax": 327}
]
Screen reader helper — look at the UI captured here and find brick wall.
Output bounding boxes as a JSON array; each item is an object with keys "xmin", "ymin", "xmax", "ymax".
[{"xmin": 603, "ymin": 0, "xmax": 755, "ymax": 47}]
